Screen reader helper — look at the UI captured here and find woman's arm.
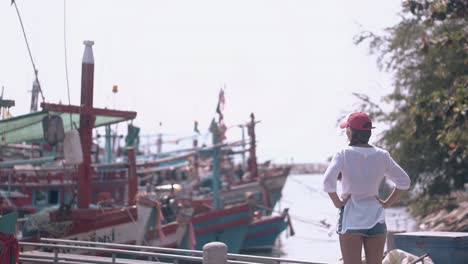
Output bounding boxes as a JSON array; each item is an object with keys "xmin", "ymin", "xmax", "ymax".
[
  {"xmin": 328, "ymin": 192, "xmax": 349, "ymax": 208},
  {"xmin": 323, "ymin": 152, "xmax": 343, "ymax": 193},
  {"xmin": 376, "ymin": 188, "xmax": 405, "ymax": 208}
]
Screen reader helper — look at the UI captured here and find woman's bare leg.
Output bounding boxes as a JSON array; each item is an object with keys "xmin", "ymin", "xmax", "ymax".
[
  {"xmin": 363, "ymin": 234, "xmax": 386, "ymax": 264},
  {"xmin": 339, "ymin": 233, "xmax": 363, "ymax": 264}
]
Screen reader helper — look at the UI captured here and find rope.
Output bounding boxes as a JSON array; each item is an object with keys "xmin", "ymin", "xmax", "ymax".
[
  {"xmin": 63, "ymin": 0, "xmax": 73, "ymax": 126},
  {"xmin": 12, "ymin": 1, "xmax": 45, "ymax": 102},
  {"xmin": 249, "ymin": 200, "xmax": 330, "ymax": 230},
  {"xmin": 288, "ymin": 177, "xmax": 328, "ymax": 198}
]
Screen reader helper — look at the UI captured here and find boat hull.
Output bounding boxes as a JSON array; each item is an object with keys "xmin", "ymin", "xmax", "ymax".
[
  {"xmin": 221, "ymin": 169, "xmax": 289, "ymax": 214},
  {"xmin": 181, "ymin": 203, "xmax": 250, "ymax": 253},
  {"xmin": 241, "ymin": 214, "xmax": 288, "ymax": 252}
]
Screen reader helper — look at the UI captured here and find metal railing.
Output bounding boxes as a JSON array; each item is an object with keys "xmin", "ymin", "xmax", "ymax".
[{"xmin": 17, "ymin": 238, "xmax": 326, "ymax": 264}]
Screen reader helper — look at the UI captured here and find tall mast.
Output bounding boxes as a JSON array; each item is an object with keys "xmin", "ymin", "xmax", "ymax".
[
  {"xmin": 211, "ymin": 122, "xmax": 221, "ymax": 209},
  {"xmin": 240, "ymin": 125, "xmax": 246, "ymax": 167},
  {"xmin": 77, "ymin": 40, "xmax": 95, "ymax": 209},
  {"xmin": 40, "ymin": 40, "xmax": 137, "ymax": 209},
  {"xmin": 247, "ymin": 113, "xmax": 258, "ymax": 178}
]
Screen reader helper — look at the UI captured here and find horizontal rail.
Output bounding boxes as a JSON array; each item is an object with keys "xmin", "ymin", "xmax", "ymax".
[
  {"xmin": 135, "ymin": 151, "xmax": 195, "ymax": 168},
  {"xmin": 0, "ymin": 156, "xmax": 56, "ymax": 168},
  {"xmin": 20, "ymin": 242, "xmax": 201, "ymax": 262},
  {"xmin": 229, "ymin": 253, "xmax": 326, "ymax": 264},
  {"xmin": 40, "ymin": 238, "xmax": 325, "ymax": 264},
  {"xmin": 20, "ymin": 242, "xmax": 261, "ymax": 264},
  {"xmin": 2, "ymin": 143, "xmax": 41, "ymax": 150},
  {"xmin": 41, "ymin": 238, "xmax": 201, "ymax": 255},
  {"xmin": 19, "ymin": 257, "xmax": 89, "ymax": 264},
  {"xmin": 20, "ymin": 252, "xmax": 163, "ymax": 264},
  {"xmin": 91, "ymin": 162, "xmax": 129, "ymax": 169},
  {"xmin": 139, "ymin": 161, "xmax": 189, "ymax": 176}
]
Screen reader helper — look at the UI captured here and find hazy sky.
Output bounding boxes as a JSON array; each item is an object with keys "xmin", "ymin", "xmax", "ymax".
[{"xmin": 0, "ymin": 0, "xmax": 402, "ymax": 163}]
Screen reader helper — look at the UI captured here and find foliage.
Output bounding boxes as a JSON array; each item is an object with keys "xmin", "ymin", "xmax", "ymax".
[
  {"xmin": 356, "ymin": 0, "xmax": 467, "ymax": 194},
  {"xmin": 410, "ymin": 193, "xmax": 460, "ymax": 217}
]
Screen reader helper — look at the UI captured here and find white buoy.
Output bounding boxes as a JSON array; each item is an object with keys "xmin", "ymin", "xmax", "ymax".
[
  {"xmin": 63, "ymin": 129, "xmax": 83, "ymax": 165},
  {"xmin": 203, "ymin": 242, "xmax": 227, "ymax": 264}
]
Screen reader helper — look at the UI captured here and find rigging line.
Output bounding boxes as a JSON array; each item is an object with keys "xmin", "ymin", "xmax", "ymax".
[
  {"xmin": 12, "ymin": 1, "xmax": 45, "ymax": 102},
  {"xmin": 63, "ymin": 0, "xmax": 73, "ymax": 126},
  {"xmin": 289, "ymin": 176, "xmax": 329, "ymax": 198}
]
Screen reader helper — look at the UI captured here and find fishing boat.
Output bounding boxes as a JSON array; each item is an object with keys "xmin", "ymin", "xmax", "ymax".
[
  {"xmin": 135, "ymin": 114, "xmax": 291, "ymax": 215},
  {"xmin": 0, "ymin": 41, "xmax": 255, "ymax": 254},
  {"xmin": 241, "ymin": 212, "xmax": 290, "ymax": 252},
  {"xmin": 133, "ymin": 115, "xmax": 292, "ymax": 252},
  {"xmin": 0, "ymin": 47, "xmax": 288, "ymax": 264}
]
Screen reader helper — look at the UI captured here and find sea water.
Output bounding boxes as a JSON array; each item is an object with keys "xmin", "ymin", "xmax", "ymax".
[{"xmin": 274, "ymin": 174, "xmax": 417, "ymax": 263}]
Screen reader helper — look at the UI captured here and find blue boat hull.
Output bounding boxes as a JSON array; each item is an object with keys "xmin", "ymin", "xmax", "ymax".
[
  {"xmin": 180, "ymin": 203, "xmax": 250, "ymax": 253},
  {"xmin": 241, "ymin": 214, "xmax": 288, "ymax": 251}
]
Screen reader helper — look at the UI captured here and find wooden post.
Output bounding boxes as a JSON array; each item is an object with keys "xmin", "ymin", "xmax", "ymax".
[
  {"xmin": 127, "ymin": 147, "xmax": 137, "ymax": 206},
  {"xmin": 77, "ymin": 40, "xmax": 95, "ymax": 209},
  {"xmin": 203, "ymin": 242, "xmax": 227, "ymax": 264}
]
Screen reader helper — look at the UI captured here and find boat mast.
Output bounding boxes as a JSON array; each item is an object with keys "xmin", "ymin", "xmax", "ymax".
[
  {"xmin": 247, "ymin": 113, "xmax": 258, "ymax": 179},
  {"xmin": 105, "ymin": 125, "xmax": 112, "ymax": 163},
  {"xmin": 211, "ymin": 122, "xmax": 221, "ymax": 209},
  {"xmin": 40, "ymin": 41, "xmax": 137, "ymax": 209},
  {"xmin": 77, "ymin": 40, "xmax": 95, "ymax": 209},
  {"xmin": 240, "ymin": 124, "xmax": 246, "ymax": 167}
]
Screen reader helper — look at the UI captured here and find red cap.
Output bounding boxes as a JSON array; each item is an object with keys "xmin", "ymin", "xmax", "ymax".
[{"xmin": 339, "ymin": 112, "xmax": 375, "ymax": 131}]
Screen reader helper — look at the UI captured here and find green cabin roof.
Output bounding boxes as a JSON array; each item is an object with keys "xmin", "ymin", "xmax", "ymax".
[{"xmin": 0, "ymin": 110, "xmax": 132, "ymax": 144}]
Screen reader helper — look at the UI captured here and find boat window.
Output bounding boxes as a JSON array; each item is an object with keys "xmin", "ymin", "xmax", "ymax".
[
  {"xmin": 35, "ymin": 190, "xmax": 47, "ymax": 206},
  {"xmin": 48, "ymin": 190, "xmax": 59, "ymax": 204}
]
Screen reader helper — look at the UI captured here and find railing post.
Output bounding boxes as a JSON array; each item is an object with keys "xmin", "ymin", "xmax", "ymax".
[
  {"xmin": 203, "ymin": 242, "xmax": 227, "ymax": 264},
  {"xmin": 53, "ymin": 248, "xmax": 58, "ymax": 264},
  {"xmin": 112, "ymin": 253, "xmax": 116, "ymax": 264}
]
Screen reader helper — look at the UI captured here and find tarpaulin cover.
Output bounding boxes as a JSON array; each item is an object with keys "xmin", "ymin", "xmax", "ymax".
[{"xmin": 0, "ymin": 110, "xmax": 130, "ymax": 144}]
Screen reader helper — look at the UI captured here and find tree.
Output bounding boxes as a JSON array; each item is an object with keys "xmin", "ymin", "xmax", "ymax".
[{"xmin": 356, "ymin": 0, "xmax": 467, "ymax": 194}]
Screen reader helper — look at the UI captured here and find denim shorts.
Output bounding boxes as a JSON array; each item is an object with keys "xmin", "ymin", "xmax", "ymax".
[{"xmin": 337, "ymin": 207, "xmax": 387, "ymax": 237}]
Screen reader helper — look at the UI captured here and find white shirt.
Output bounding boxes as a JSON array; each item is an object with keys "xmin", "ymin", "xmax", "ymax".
[{"xmin": 323, "ymin": 146, "xmax": 411, "ymax": 232}]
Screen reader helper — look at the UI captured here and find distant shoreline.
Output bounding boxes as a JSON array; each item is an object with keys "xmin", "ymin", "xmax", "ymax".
[{"xmin": 277, "ymin": 163, "xmax": 327, "ymax": 175}]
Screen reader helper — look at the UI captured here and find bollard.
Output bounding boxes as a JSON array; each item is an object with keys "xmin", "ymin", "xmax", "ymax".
[{"xmin": 203, "ymin": 242, "xmax": 228, "ymax": 264}]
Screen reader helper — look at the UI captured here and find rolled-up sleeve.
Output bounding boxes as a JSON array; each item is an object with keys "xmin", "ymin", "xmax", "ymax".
[
  {"xmin": 385, "ymin": 151, "xmax": 411, "ymax": 190},
  {"xmin": 323, "ymin": 151, "xmax": 343, "ymax": 193}
]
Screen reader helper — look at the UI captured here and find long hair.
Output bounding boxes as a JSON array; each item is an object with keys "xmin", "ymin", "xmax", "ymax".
[{"xmin": 349, "ymin": 127, "xmax": 371, "ymax": 146}]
